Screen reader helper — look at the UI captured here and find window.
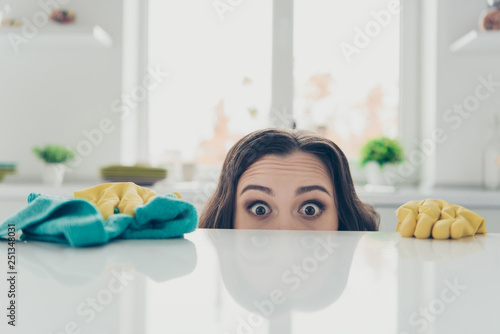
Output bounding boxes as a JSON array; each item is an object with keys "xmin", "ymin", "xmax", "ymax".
[
  {"xmin": 293, "ymin": 0, "xmax": 399, "ymax": 158},
  {"xmin": 148, "ymin": 0, "xmax": 272, "ymax": 167},
  {"xmin": 146, "ymin": 0, "xmax": 405, "ymax": 179}
]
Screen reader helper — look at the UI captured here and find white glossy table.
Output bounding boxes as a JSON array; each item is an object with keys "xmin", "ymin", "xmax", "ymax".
[{"xmin": 0, "ymin": 229, "xmax": 498, "ymax": 334}]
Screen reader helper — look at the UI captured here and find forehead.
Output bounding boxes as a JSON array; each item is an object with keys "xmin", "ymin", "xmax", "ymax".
[{"xmin": 238, "ymin": 152, "xmax": 332, "ymax": 187}]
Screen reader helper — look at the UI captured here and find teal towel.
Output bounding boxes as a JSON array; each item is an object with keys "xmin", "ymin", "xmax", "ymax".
[{"xmin": 0, "ymin": 193, "xmax": 198, "ymax": 247}]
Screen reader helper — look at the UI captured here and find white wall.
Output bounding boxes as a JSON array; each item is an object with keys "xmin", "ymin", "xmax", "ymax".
[
  {"xmin": 1, "ymin": 0, "xmax": 497, "ymax": 187},
  {"xmin": 430, "ymin": 0, "xmax": 500, "ymax": 186},
  {"xmin": 0, "ymin": 0, "xmax": 124, "ymax": 182}
]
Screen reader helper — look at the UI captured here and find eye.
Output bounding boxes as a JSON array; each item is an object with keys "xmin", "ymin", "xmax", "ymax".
[
  {"xmin": 248, "ymin": 202, "xmax": 271, "ymax": 216},
  {"xmin": 298, "ymin": 202, "xmax": 323, "ymax": 217}
]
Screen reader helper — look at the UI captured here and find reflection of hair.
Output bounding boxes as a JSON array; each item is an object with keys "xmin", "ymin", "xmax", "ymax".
[
  {"xmin": 199, "ymin": 128, "xmax": 380, "ymax": 230},
  {"xmin": 208, "ymin": 229, "xmax": 363, "ymax": 314}
]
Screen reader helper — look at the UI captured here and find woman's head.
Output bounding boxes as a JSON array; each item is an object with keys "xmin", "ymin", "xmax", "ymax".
[{"xmin": 199, "ymin": 128, "xmax": 379, "ymax": 231}]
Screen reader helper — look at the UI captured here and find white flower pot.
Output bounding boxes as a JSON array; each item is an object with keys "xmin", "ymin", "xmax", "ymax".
[
  {"xmin": 365, "ymin": 161, "xmax": 398, "ymax": 186},
  {"xmin": 42, "ymin": 163, "xmax": 66, "ymax": 186}
]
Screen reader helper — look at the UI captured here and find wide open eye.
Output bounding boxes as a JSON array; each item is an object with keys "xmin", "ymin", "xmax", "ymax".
[
  {"xmin": 248, "ymin": 202, "xmax": 271, "ymax": 216},
  {"xmin": 298, "ymin": 202, "xmax": 323, "ymax": 217}
]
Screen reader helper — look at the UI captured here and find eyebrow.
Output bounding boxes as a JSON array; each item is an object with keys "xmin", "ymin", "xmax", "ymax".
[
  {"xmin": 240, "ymin": 185, "xmax": 331, "ymax": 197},
  {"xmin": 240, "ymin": 185, "xmax": 274, "ymax": 196},
  {"xmin": 295, "ymin": 185, "xmax": 331, "ymax": 197}
]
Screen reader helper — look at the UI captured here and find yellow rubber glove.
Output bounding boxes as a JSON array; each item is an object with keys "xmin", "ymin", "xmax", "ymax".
[
  {"xmin": 396, "ymin": 199, "xmax": 487, "ymax": 239},
  {"xmin": 74, "ymin": 182, "xmax": 158, "ymax": 220}
]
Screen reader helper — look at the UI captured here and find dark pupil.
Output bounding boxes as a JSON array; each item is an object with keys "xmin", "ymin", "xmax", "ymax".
[
  {"xmin": 304, "ymin": 206, "xmax": 316, "ymax": 215},
  {"xmin": 255, "ymin": 206, "xmax": 266, "ymax": 215}
]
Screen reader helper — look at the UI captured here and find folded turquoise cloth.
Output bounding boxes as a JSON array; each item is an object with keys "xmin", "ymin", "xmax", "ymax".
[{"xmin": 0, "ymin": 192, "xmax": 198, "ymax": 247}]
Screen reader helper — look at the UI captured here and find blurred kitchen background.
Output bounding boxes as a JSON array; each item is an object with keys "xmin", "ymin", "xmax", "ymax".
[{"xmin": 2, "ymin": 0, "xmax": 500, "ymax": 231}]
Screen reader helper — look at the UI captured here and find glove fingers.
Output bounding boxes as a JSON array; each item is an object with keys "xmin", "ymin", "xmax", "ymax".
[
  {"xmin": 119, "ymin": 200, "xmax": 143, "ymax": 217},
  {"xmin": 456, "ymin": 207, "xmax": 487, "ymax": 234},
  {"xmin": 395, "ymin": 198, "xmax": 488, "ymax": 240},
  {"xmin": 119, "ymin": 190, "xmax": 144, "ymax": 216},
  {"xmin": 141, "ymin": 190, "xmax": 158, "ymax": 202},
  {"xmin": 98, "ymin": 200, "xmax": 119, "ymax": 221},
  {"xmin": 412, "ymin": 199, "xmax": 443, "ymax": 239},
  {"xmin": 414, "ymin": 214, "xmax": 437, "ymax": 239},
  {"xmin": 450, "ymin": 217, "xmax": 475, "ymax": 239},
  {"xmin": 432, "ymin": 219, "xmax": 453, "ymax": 239},
  {"xmin": 118, "ymin": 186, "xmax": 157, "ymax": 217},
  {"xmin": 396, "ymin": 201, "xmax": 420, "ymax": 237},
  {"xmin": 419, "ymin": 199, "xmax": 442, "ymax": 218},
  {"xmin": 440, "ymin": 205, "xmax": 456, "ymax": 220},
  {"xmin": 74, "ymin": 182, "xmax": 159, "ymax": 220},
  {"xmin": 477, "ymin": 223, "xmax": 487, "ymax": 234},
  {"xmin": 397, "ymin": 209, "xmax": 418, "ymax": 237},
  {"xmin": 395, "ymin": 200, "xmax": 420, "ymax": 216}
]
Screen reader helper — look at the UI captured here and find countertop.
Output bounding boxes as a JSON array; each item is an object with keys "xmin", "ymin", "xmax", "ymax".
[{"xmin": 0, "ymin": 229, "xmax": 498, "ymax": 334}]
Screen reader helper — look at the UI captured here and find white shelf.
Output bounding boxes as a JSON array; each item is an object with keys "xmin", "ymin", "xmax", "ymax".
[
  {"xmin": 450, "ymin": 29, "xmax": 500, "ymax": 53},
  {"xmin": 0, "ymin": 24, "xmax": 113, "ymax": 49}
]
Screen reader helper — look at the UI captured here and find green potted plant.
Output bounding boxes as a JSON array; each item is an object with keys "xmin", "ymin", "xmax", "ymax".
[
  {"xmin": 360, "ymin": 137, "xmax": 404, "ymax": 186},
  {"xmin": 33, "ymin": 144, "xmax": 75, "ymax": 186}
]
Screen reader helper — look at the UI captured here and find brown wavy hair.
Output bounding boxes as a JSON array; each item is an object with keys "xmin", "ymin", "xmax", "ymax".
[{"xmin": 199, "ymin": 128, "xmax": 379, "ymax": 231}]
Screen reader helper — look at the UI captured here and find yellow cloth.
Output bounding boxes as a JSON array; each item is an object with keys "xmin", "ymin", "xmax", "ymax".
[
  {"xmin": 74, "ymin": 182, "xmax": 159, "ymax": 220},
  {"xmin": 396, "ymin": 199, "xmax": 487, "ymax": 239}
]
